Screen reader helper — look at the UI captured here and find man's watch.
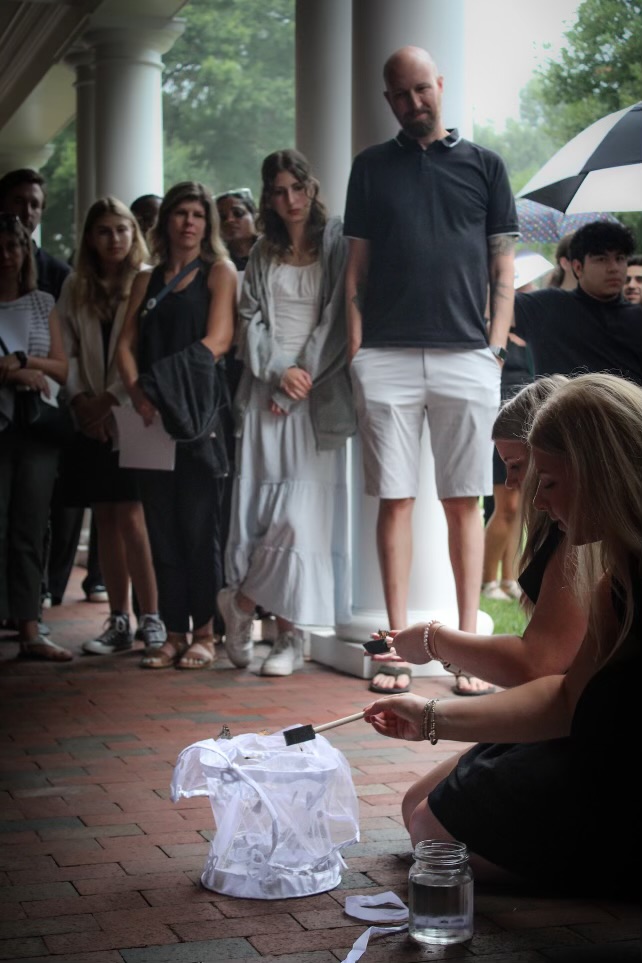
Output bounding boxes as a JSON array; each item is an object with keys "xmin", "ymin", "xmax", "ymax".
[
  {"xmin": 14, "ymin": 351, "xmax": 27, "ymax": 369},
  {"xmin": 489, "ymin": 345, "xmax": 507, "ymax": 362}
]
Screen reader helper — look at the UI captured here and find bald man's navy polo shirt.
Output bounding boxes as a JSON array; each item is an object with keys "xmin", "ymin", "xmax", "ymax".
[{"xmin": 344, "ymin": 129, "xmax": 518, "ymax": 349}]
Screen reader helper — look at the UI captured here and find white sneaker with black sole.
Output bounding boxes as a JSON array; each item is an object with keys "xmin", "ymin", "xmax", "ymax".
[
  {"xmin": 83, "ymin": 613, "xmax": 133, "ymax": 655},
  {"xmin": 260, "ymin": 629, "xmax": 304, "ymax": 677}
]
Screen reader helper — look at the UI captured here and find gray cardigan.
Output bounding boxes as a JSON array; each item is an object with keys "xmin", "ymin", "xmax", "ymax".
[{"xmin": 234, "ymin": 216, "xmax": 356, "ymax": 450}]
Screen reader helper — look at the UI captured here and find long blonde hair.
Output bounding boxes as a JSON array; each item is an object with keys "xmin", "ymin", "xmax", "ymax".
[
  {"xmin": 529, "ymin": 374, "xmax": 642, "ymax": 649},
  {"xmin": 73, "ymin": 196, "xmax": 148, "ymax": 320}
]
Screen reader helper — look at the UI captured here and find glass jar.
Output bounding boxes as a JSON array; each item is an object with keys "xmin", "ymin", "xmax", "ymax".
[{"xmin": 408, "ymin": 840, "xmax": 474, "ymax": 945}]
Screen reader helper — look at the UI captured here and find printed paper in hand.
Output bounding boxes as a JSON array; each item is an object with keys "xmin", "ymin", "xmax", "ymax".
[{"xmin": 112, "ymin": 406, "xmax": 175, "ymax": 471}]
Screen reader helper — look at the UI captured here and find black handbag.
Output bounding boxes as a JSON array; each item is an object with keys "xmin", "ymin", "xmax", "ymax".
[{"xmin": 0, "ymin": 336, "xmax": 74, "ymax": 446}]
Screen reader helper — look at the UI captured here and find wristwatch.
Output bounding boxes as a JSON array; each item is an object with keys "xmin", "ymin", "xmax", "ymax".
[
  {"xmin": 489, "ymin": 345, "xmax": 507, "ymax": 362},
  {"xmin": 14, "ymin": 350, "xmax": 27, "ymax": 369}
]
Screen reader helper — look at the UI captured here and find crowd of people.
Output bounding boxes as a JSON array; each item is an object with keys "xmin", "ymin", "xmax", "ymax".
[{"xmin": 1, "ymin": 40, "xmax": 640, "ymax": 897}]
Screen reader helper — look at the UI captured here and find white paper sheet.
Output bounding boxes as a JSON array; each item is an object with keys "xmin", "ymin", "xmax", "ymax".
[{"xmin": 112, "ymin": 406, "xmax": 175, "ymax": 471}]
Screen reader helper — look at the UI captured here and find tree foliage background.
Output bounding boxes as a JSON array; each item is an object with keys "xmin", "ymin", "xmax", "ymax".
[{"xmin": 40, "ymin": 0, "xmax": 641, "ymax": 259}]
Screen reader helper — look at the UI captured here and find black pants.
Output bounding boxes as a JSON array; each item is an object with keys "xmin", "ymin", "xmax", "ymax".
[
  {"xmin": 139, "ymin": 449, "xmax": 224, "ymax": 634},
  {"xmin": 0, "ymin": 428, "xmax": 59, "ymax": 622}
]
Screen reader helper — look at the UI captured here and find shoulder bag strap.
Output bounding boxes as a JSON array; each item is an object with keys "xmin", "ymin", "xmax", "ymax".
[{"xmin": 139, "ymin": 257, "xmax": 203, "ymax": 319}]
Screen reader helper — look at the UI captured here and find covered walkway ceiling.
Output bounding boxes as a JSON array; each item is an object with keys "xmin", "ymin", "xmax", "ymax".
[{"xmin": 0, "ymin": 0, "xmax": 188, "ymax": 166}]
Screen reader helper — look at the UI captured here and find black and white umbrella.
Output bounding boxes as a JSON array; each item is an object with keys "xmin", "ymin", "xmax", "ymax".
[{"xmin": 517, "ymin": 101, "xmax": 642, "ymax": 214}]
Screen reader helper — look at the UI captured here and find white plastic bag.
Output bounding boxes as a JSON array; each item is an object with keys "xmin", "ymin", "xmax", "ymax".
[{"xmin": 171, "ymin": 729, "xmax": 360, "ymax": 899}]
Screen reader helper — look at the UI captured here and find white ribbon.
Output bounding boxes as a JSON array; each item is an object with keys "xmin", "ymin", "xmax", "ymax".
[{"xmin": 340, "ymin": 891, "xmax": 409, "ymax": 962}]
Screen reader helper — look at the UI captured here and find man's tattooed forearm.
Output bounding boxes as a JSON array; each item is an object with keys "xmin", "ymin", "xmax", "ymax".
[{"xmin": 488, "ymin": 235, "xmax": 516, "ymax": 256}]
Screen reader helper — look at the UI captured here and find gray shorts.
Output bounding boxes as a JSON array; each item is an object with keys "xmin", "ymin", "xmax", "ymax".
[{"xmin": 350, "ymin": 347, "xmax": 501, "ymax": 500}]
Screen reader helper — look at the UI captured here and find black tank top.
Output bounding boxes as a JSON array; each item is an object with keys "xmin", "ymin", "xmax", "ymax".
[{"xmin": 138, "ymin": 262, "xmax": 210, "ymax": 374}]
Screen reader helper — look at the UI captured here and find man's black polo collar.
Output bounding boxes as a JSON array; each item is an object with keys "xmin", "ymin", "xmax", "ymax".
[{"xmin": 394, "ymin": 128, "xmax": 462, "ymax": 152}]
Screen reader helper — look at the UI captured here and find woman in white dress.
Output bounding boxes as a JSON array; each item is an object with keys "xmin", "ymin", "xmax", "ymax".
[{"xmin": 218, "ymin": 149, "xmax": 355, "ymax": 677}]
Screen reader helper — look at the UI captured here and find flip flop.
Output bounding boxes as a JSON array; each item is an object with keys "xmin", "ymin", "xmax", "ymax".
[
  {"xmin": 368, "ymin": 663, "xmax": 412, "ymax": 694},
  {"xmin": 452, "ymin": 672, "xmax": 496, "ymax": 696}
]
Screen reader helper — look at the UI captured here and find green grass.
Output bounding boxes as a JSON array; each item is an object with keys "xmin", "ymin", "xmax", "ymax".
[{"xmin": 479, "ymin": 595, "xmax": 528, "ymax": 635}]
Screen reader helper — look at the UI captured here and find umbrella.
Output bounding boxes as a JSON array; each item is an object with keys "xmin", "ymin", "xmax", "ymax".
[
  {"xmin": 515, "ymin": 198, "xmax": 619, "ymax": 244},
  {"xmin": 517, "ymin": 101, "xmax": 642, "ymax": 214},
  {"xmin": 513, "ymin": 251, "xmax": 554, "ymax": 290}
]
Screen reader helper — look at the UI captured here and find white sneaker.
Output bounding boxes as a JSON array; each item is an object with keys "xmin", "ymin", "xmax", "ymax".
[
  {"xmin": 218, "ymin": 587, "xmax": 254, "ymax": 667},
  {"xmin": 481, "ymin": 580, "xmax": 511, "ymax": 601},
  {"xmin": 500, "ymin": 580, "xmax": 523, "ymax": 600},
  {"xmin": 260, "ymin": 630, "xmax": 304, "ymax": 677}
]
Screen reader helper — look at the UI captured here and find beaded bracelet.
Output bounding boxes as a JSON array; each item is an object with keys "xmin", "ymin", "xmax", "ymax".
[
  {"xmin": 422, "ymin": 699, "xmax": 439, "ymax": 745},
  {"xmin": 422, "ymin": 620, "xmax": 442, "ymax": 660},
  {"xmin": 422, "ymin": 621, "xmax": 454, "ymax": 672}
]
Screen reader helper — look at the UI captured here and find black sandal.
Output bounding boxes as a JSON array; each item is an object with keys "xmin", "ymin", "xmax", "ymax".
[{"xmin": 368, "ymin": 663, "xmax": 412, "ymax": 694}]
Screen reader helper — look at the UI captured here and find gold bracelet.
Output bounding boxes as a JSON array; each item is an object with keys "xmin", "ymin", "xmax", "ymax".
[
  {"xmin": 424, "ymin": 621, "xmax": 454, "ymax": 672},
  {"xmin": 431, "ymin": 624, "xmax": 454, "ymax": 672},
  {"xmin": 422, "ymin": 699, "xmax": 439, "ymax": 745}
]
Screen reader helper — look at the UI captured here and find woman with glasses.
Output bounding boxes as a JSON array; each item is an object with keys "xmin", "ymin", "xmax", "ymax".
[
  {"xmin": 218, "ymin": 149, "xmax": 355, "ymax": 677},
  {"xmin": 0, "ymin": 214, "xmax": 70, "ymax": 660}
]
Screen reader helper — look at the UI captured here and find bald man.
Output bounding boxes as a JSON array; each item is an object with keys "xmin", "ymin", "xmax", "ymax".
[{"xmin": 344, "ymin": 47, "xmax": 518, "ymax": 695}]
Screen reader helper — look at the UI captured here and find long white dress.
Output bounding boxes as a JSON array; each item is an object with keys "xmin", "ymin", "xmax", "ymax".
[{"xmin": 225, "ymin": 262, "xmax": 350, "ymax": 627}]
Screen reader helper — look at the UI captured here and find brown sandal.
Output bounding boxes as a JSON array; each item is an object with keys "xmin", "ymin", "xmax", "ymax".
[
  {"xmin": 140, "ymin": 634, "xmax": 187, "ymax": 669},
  {"xmin": 177, "ymin": 637, "xmax": 217, "ymax": 670}
]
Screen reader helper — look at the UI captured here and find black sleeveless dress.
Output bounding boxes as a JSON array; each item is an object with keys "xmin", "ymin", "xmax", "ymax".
[{"xmin": 429, "ymin": 555, "xmax": 641, "ymax": 895}]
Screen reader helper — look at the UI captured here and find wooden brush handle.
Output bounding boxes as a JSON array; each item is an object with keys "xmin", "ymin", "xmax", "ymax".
[{"xmin": 313, "ymin": 711, "xmax": 365, "ymax": 734}]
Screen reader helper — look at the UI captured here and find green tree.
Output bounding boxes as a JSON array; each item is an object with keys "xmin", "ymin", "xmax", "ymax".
[
  {"xmin": 40, "ymin": 123, "xmax": 76, "ymax": 261},
  {"xmin": 530, "ymin": 0, "xmax": 642, "ymax": 239},
  {"xmin": 534, "ymin": 0, "xmax": 642, "ymax": 144},
  {"xmin": 162, "ymin": 0, "xmax": 295, "ymax": 198}
]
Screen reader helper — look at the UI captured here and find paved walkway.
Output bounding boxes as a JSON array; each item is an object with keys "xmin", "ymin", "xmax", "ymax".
[{"xmin": 1, "ymin": 568, "xmax": 639, "ymax": 962}]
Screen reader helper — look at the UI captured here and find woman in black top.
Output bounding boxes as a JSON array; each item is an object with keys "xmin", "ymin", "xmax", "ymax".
[
  {"xmin": 364, "ymin": 373, "xmax": 642, "ymax": 894},
  {"xmin": 118, "ymin": 182, "xmax": 237, "ymax": 670}
]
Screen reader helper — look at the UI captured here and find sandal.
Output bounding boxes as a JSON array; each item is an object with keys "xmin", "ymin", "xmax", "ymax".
[
  {"xmin": 19, "ymin": 636, "xmax": 73, "ymax": 662},
  {"xmin": 140, "ymin": 634, "xmax": 187, "ymax": 669},
  {"xmin": 177, "ymin": 637, "xmax": 217, "ymax": 670},
  {"xmin": 452, "ymin": 672, "xmax": 496, "ymax": 696},
  {"xmin": 368, "ymin": 663, "xmax": 412, "ymax": 694}
]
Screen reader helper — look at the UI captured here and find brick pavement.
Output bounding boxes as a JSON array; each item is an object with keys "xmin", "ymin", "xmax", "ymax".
[{"xmin": 0, "ymin": 568, "xmax": 639, "ymax": 962}]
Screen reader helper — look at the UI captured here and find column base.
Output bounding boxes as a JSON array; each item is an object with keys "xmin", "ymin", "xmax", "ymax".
[{"xmin": 309, "ymin": 608, "xmax": 494, "ymax": 680}]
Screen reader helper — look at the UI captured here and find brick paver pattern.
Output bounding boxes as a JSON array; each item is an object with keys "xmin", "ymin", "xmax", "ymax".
[{"xmin": 1, "ymin": 568, "xmax": 639, "ymax": 962}]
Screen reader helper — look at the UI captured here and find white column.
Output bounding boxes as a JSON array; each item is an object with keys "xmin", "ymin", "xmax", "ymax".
[
  {"xmin": 65, "ymin": 50, "xmax": 96, "ymax": 238},
  {"xmin": 310, "ymin": 0, "xmax": 491, "ymax": 679},
  {"xmin": 84, "ymin": 18, "xmax": 184, "ymax": 206},
  {"xmin": 295, "ymin": 0, "xmax": 352, "ymax": 217}
]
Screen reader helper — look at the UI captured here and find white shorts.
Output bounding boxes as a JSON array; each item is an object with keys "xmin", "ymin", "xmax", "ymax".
[{"xmin": 350, "ymin": 347, "xmax": 501, "ymax": 500}]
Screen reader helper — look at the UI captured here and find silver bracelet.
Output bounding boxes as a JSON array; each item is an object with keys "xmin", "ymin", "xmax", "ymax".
[
  {"xmin": 422, "ymin": 620, "xmax": 442, "ymax": 660},
  {"xmin": 422, "ymin": 699, "xmax": 439, "ymax": 745},
  {"xmin": 431, "ymin": 624, "xmax": 454, "ymax": 672}
]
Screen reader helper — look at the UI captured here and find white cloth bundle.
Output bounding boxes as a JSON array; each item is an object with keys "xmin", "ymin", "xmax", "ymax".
[{"xmin": 171, "ymin": 730, "xmax": 359, "ymax": 899}]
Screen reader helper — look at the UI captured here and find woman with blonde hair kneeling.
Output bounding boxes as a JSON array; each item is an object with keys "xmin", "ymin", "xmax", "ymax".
[{"xmin": 364, "ymin": 373, "xmax": 641, "ymax": 894}]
